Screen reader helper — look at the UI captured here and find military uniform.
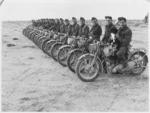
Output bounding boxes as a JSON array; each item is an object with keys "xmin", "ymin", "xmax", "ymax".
[
  {"xmin": 102, "ymin": 23, "xmax": 118, "ymax": 43},
  {"xmin": 71, "ymin": 23, "xmax": 80, "ymax": 36},
  {"xmin": 60, "ymin": 23, "xmax": 66, "ymax": 33},
  {"xmin": 89, "ymin": 23, "xmax": 102, "ymax": 42},
  {"xmin": 49, "ymin": 23, "xmax": 56, "ymax": 31},
  {"xmin": 116, "ymin": 25, "xmax": 132, "ymax": 67},
  {"xmin": 60, "ymin": 23, "xmax": 72, "ymax": 44},
  {"xmin": 54, "ymin": 23, "xmax": 60, "ymax": 33},
  {"xmin": 65, "ymin": 24, "xmax": 72, "ymax": 35},
  {"xmin": 79, "ymin": 24, "xmax": 89, "ymax": 39}
]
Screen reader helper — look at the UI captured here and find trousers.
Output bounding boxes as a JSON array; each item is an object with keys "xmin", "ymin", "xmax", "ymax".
[{"xmin": 116, "ymin": 46, "xmax": 128, "ymax": 67}]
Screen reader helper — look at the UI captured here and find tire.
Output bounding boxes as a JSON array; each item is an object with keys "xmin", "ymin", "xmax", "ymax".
[
  {"xmin": 67, "ymin": 49, "xmax": 83, "ymax": 73},
  {"xmin": 39, "ymin": 38, "xmax": 47, "ymax": 49},
  {"xmin": 36, "ymin": 36, "xmax": 45, "ymax": 48},
  {"xmin": 44, "ymin": 40, "xmax": 52, "ymax": 54},
  {"xmin": 29, "ymin": 31, "xmax": 36, "ymax": 39},
  {"xmin": 41, "ymin": 39, "xmax": 50, "ymax": 53},
  {"xmin": 50, "ymin": 43, "xmax": 63, "ymax": 61},
  {"xmin": 75, "ymin": 54, "xmax": 102, "ymax": 82},
  {"xmin": 22, "ymin": 29, "xmax": 26, "ymax": 36},
  {"xmin": 57, "ymin": 46, "xmax": 71, "ymax": 66},
  {"xmin": 34, "ymin": 35, "xmax": 41, "ymax": 45},
  {"xmin": 130, "ymin": 51, "xmax": 148, "ymax": 75},
  {"xmin": 46, "ymin": 40, "xmax": 57, "ymax": 57}
]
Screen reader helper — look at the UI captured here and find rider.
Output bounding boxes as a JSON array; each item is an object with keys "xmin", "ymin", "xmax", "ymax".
[
  {"xmin": 49, "ymin": 19, "xmax": 55, "ymax": 31},
  {"xmin": 79, "ymin": 17, "xmax": 89, "ymax": 40},
  {"xmin": 67, "ymin": 17, "xmax": 80, "ymax": 44},
  {"xmin": 116, "ymin": 17, "xmax": 132, "ymax": 71},
  {"xmin": 58, "ymin": 18, "xmax": 67, "ymax": 42},
  {"xmin": 79, "ymin": 17, "xmax": 90, "ymax": 51},
  {"xmin": 32, "ymin": 20, "xmax": 36, "ymax": 27},
  {"xmin": 87, "ymin": 17, "xmax": 102, "ymax": 43},
  {"xmin": 102, "ymin": 16, "xmax": 118, "ymax": 44},
  {"xmin": 64, "ymin": 19, "xmax": 72, "ymax": 36},
  {"xmin": 59, "ymin": 18, "xmax": 66, "ymax": 34},
  {"xmin": 63, "ymin": 19, "xmax": 72, "ymax": 44},
  {"xmin": 43, "ymin": 19, "xmax": 50, "ymax": 29},
  {"xmin": 71, "ymin": 17, "xmax": 80, "ymax": 37},
  {"xmin": 54, "ymin": 18, "xmax": 60, "ymax": 33}
]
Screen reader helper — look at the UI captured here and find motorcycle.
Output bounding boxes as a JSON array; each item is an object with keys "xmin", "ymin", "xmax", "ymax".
[
  {"xmin": 75, "ymin": 40, "xmax": 148, "ymax": 82},
  {"xmin": 45, "ymin": 32, "xmax": 60, "ymax": 57},
  {"xmin": 57, "ymin": 36, "xmax": 80, "ymax": 66},
  {"xmin": 50, "ymin": 33, "xmax": 68, "ymax": 61},
  {"xmin": 67, "ymin": 37, "xmax": 89, "ymax": 73}
]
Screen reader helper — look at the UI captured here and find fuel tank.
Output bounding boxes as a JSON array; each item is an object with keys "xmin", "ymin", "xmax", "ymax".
[{"xmin": 67, "ymin": 38, "xmax": 74, "ymax": 44}]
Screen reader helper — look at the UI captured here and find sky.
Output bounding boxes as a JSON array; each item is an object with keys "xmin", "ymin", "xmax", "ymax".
[{"xmin": 0, "ymin": 0, "xmax": 149, "ymax": 20}]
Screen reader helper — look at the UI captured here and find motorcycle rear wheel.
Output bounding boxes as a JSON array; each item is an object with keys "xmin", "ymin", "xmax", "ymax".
[{"xmin": 130, "ymin": 51, "xmax": 148, "ymax": 75}]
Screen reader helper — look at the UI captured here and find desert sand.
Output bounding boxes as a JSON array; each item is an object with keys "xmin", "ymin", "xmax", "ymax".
[{"xmin": 2, "ymin": 21, "xmax": 149, "ymax": 112}]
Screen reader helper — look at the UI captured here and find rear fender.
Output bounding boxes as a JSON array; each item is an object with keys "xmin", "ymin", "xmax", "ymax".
[{"xmin": 129, "ymin": 49, "xmax": 148, "ymax": 63}]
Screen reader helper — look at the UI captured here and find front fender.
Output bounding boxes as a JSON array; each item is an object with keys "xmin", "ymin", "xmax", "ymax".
[
  {"xmin": 78, "ymin": 53, "xmax": 104, "ymax": 73},
  {"xmin": 78, "ymin": 53, "xmax": 102, "ymax": 64},
  {"xmin": 59, "ymin": 44, "xmax": 71, "ymax": 50},
  {"xmin": 68, "ymin": 48, "xmax": 83, "ymax": 54},
  {"xmin": 53, "ymin": 42, "xmax": 63, "ymax": 47},
  {"xmin": 78, "ymin": 53, "xmax": 93, "ymax": 60}
]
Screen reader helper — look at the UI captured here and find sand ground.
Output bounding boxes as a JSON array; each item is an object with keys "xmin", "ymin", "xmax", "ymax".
[{"xmin": 2, "ymin": 21, "xmax": 149, "ymax": 112}]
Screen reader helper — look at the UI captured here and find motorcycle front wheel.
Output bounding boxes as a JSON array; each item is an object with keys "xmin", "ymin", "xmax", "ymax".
[
  {"xmin": 57, "ymin": 46, "xmax": 71, "ymax": 66},
  {"xmin": 75, "ymin": 54, "xmax": 102, "ymax": 82},
  {"xmin": 46, "ymin": 40, "xmax": 57, "ymax": 57},
  {"xmin": 67, "ymin": 49, "xmax": 83, "ymax": 73},
  {"xmin": 50, "ymin": 43, "xmax": 63, "ymax": 61}
]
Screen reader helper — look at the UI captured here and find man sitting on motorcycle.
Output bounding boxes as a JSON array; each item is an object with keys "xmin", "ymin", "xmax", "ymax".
[
  {"xmin": 102, "ymin": 16, "xmax": 118, "ymax": 44},
  {"xmin": 58, "ymin": 18, "xmax": 67, "ymax": 42},
  {"xmin": 87, "ymin": 17, "xmax": 102, "ymax": 43},
  {"xmin": 32, "ymin": 20, "xmax": 37, "ymax": 27},
  {"xmin": 78, "ymin": 17, "xmax": 90, "ymax": 51},
  {"xmin": 51, "ymin": 19, "xmax": 61, "ymax": 39},
  {"xmin": 59, "ymin": 18, "xmax": 66, "ymax": 34},
  {"xmin": 64, "ymin": 19, "xmax": 72, "ymax": 36},
  {"xmin": 79, "ymin": 17, "xmax": 89, "ymax": 40},
  {"xmin": 54, "ymin": 19, "xmax": 60, "ymax": 33},
  {"xmin": 62, "ymin": 19, "xmax": 72, "ymax": 44},
  {"xmin": 67, "ymin": 17, "xmax": 80, "ymax": 44},
  {"xmin": 115, "ymin": 17, "xmax": 132, "ymax": 71},
  {"xmin": 71, "ymin": 17, "xmax": 80, "ymax": 37},
  {"xmin": 43, "ymin": 19, "xmax": 50, "ymax": 30},
  {"xmin": 49, "ymin": 19, "xmax": 55, "ymax": 31}
]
